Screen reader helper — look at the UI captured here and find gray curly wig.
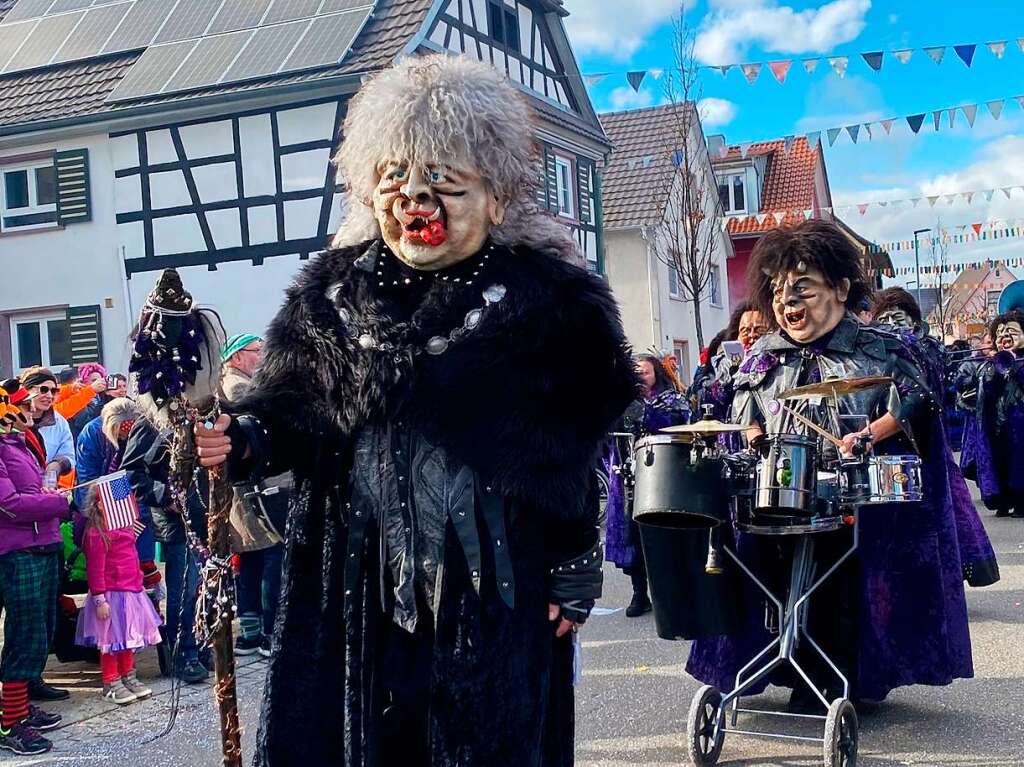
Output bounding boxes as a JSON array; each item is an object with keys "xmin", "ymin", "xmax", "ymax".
[{"xmin": 331, "ymin": 54, "xmax": 580, "ymax": 263}]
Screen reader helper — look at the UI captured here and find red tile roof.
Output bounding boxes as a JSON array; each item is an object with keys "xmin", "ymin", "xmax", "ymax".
[{"xmin": 715, "ymin": 137, "xmax": 823, "ymax": 236}]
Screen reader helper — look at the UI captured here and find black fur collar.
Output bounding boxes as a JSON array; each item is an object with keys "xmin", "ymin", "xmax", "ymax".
[{"xmin": 247, "ymin": 239, "xmax": 637, "ymax": 515}]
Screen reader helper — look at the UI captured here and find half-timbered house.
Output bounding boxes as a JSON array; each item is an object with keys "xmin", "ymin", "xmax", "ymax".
[{"xmin": 0, "ymin": 0, "xmax": 610, "ymax": 375}]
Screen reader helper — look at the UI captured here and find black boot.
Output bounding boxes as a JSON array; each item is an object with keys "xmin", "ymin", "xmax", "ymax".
[
  {"xmin": 995, "ymin": 507, "xmax": 1010, "ymax": 517},
  {"xmin": 625, "ymin": 568, "xmax": 652, "ymax": 617}
]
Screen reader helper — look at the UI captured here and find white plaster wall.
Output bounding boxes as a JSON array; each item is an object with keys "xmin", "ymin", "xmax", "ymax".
[{"xmin": 0, "ymin": 133, "xmax": 133, "ymax": 375}]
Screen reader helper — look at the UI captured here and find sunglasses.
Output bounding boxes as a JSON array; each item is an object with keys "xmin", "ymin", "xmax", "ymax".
[{"xmin": 34, "ymin": 386, "xmax": 58, "ymax": 395}]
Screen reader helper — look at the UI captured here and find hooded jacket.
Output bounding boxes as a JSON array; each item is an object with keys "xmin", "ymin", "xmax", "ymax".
[{"xmin": 0, "ymin": 433, "xmax": 69, "ymax": 556}]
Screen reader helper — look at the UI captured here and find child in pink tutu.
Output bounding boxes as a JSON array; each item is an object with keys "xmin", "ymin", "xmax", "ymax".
[{"xmin": 75, "ymin": 489, "xmax": 162, "ymax": 705}]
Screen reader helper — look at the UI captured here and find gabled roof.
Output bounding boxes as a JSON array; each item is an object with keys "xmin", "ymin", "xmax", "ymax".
[
  {"xmin": 0, "ymin": 0, "xmax": 434, "ymax": 133},
  {"xmin": 943, "ymin": 265, "xmax": 1017, "ymax": 318},
  {"xmin": 715, "ymin": 137, "xmax": 823, "ymax": 236},
  {"xmin": 599, "ymin": 102, "xmax": 694, "ymax": 229},
  {"xmin": 833, "ymin": 215, "xmax": 894, "ymax": 275}
]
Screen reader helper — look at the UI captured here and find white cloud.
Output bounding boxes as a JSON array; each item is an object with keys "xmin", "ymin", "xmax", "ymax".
[
  {"xmin": 694, "ymin": 0, "xmax": 872, "ymax": 64},
  {"xmin": 607, "ymin": 86, "xmax": 657, "ymax": 111},
  {"xmin": 697, "ymin": 97, "xmax": 738, "ymax": 127},
  {"xmin": 562, "ymin": 0, "xmax": 692, "ymax": 60}
]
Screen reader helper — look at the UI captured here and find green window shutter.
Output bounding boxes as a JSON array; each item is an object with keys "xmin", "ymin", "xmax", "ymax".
[
  {"xmin": 66, "ymin": 305, "xmax": 103, "ymax": 365},
  {"xmin": 543, "ymin": 145, "xmax": 559, "ymax": 213},
  {"xmin": 577, "ymin": 158, "xmax": 593, "ymax": 224},
  {"xmin": 55, "ymin": 149, "xmax": 91, "ymax": 225}
]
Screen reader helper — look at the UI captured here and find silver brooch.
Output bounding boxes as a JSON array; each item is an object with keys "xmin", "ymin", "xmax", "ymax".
[{"xmin": 483, "ymin": 284, "xmax": 507, "ymax": 304}]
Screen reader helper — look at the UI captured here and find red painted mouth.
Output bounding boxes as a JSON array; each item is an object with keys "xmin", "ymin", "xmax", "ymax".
[
  {"xmin": 400, "ymin": 207, "xmax": 447, "ymax": 246},
  {"xmin": 784, "ymin": 307, "xmax": 807, "ymax": 331}
]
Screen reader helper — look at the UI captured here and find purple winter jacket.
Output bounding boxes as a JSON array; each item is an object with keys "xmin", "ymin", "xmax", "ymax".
[{"xmin": 0, "ymin": 433, "xmax": 68, "ymax": 556}]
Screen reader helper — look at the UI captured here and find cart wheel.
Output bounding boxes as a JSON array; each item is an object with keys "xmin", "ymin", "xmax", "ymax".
[
  {"xmin": 686, "ymin": 685, "xmax": 724, "ymax": 766},
  {"xmin": 823, "ymin": 698, "xmax": 858, "ymax": 767}
]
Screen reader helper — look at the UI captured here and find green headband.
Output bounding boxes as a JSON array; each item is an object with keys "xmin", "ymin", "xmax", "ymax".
[{"xmin": 221, "ymin": 333, "xmax": 262, "ymax": 361}]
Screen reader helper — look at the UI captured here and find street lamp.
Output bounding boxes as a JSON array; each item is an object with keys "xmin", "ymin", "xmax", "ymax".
[{"xmin": 913, "ymin": 228, "xmax": 930, "ymax": 308}]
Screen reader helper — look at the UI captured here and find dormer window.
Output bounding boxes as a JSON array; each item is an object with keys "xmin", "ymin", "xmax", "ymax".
[{"xmin": 717, "ymin": 172, "xmax": 746, "ymax": 215}]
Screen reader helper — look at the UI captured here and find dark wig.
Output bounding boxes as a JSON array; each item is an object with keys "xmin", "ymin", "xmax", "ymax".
[
  {"xmin": 988, "ymin": 308, "xmax": 1024, "ymax": 342},
  {"xmin": 635, "ymin": 354, "xmax": 677, "ymax": 395},
  {"xmin": 706, "ymin": 329, "xmax": 728, "ymax": 361},
  {"xmin": 746, "ymin": 219, "xmax": 872, "ymax": 322},
  {"xmin": 872, "ymin": 287, "xmax": 922, "ymax": 327},
  {"xmin": 725, "ymin": 301, "xmax": 751, "ymax": 340}
]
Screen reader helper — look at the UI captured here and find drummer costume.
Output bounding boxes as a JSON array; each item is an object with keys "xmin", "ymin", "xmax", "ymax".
[
  {"xmin": 687, "ymin": 231, "xmax": 973, "ymax": 704},
  {"xmin": 960, "ymin": 310, "xmax": 1024, "ymax": 518}
]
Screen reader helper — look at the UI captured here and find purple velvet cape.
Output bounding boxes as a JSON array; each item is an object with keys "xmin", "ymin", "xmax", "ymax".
[{"xmin": 605, "ymin": 391, "xmax": 690, "ymax": 571}]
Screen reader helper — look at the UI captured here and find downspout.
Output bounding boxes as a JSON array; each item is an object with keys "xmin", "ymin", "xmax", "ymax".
[
  {"xmin": 642, "ymin": 226, "xmax": 660, "ymax": 351},
  {"xmin": 593, "ymin": 168, "xmax": 606, "ymax": 275}
]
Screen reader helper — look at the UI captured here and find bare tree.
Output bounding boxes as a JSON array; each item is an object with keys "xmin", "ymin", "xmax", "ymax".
[
  {"xmin": 927, "ymin": 219, "xmax": 951, "ymax": 336},
  {"xmin": 645, "ymin": 7, "xmax": 720, "ymax": 350}
]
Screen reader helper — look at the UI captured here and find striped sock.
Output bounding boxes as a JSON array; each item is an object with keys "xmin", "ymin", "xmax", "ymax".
[{"xmin": 1, "ymin": 681, "xmax": 29, "ymax": 730}]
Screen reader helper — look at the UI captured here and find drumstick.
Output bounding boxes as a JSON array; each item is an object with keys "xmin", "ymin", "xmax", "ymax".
[{"xmin": 778, "ymin": 403, "xmax": 844, "ymax": 449}]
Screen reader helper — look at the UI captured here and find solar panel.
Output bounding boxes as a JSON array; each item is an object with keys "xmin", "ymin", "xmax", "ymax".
[
  {"xmin": 49, "ymin": 0, "xmax": 93, "ymax": 11},
  {"xmin": 106, "ymin": 38, "xmax": 194, "ymax": 100},
  {"xmin": 52, "ymin": 2, "xmax": 129, "ymax": 63},
  {"xmin": 0, "ymin": 21, "xmax": 37, "ymax": 69},
  {"xmin": 261, "ymin": 0, "xmax": 320, "ymax": 25},
  {"xmin": 222, "ymin": 18, "xmax": 308, "ymax": 82},
  {"xmin": 164, "ymin": 29, "xmax": 248, "ymax": 91},
  {"xmin": 152, "ymin": 0, "xmax": 222, "ymax": 44},
  {"xmin": 207, "ymin": 0, "xmax": 272, "ymax": 35},
  {"xmin": 0, "ymin": 0, "xmax": 54, "ymax": 24},
  {"xmin": 281, "ymin": 9, "xmax": 366, "ymax": 71},
  {"xmin": 3, "ymin": 10, "xmax": 83, "ymax": 71},
  {"xmin": 318, "ymin": 0, "xmax": 372, "ymax": 12},
  {"xmin": 101, "ymin": 0, "xmax": 172, "ymax": 53}
]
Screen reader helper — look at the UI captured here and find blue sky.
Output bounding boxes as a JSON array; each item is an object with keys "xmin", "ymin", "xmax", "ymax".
[{"xmin": 562, "ymin": 0, "xmax": 1024, "ymax": 279}]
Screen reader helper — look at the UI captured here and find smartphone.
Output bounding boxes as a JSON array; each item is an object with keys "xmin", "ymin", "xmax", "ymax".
[
  {"xmin": 722, "ymin": 340, "xmax": 744, "ymax": 361},
  {"xmin": 106, "ymin": 375, "xmax": 119, "ymax": 390}
]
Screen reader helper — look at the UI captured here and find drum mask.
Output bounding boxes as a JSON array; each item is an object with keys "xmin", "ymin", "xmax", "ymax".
[
  {"xmin": 771, "ymin": 265, "xmax": 850, "ymax": 344},
  {"xmin": 875, "ymin": 309, "xmax": 914, "ymax": 330},
  {"xmin": 994, "ymin": 320, "xmax": 1024, "ymax": 351}
]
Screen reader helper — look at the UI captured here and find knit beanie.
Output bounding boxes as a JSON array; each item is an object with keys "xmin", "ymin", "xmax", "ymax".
[
  {"xmin": 221, "ymin": 333, "xmax": 262, "ymax": 362},
  {"xmin": 78, "ymin": 362, "xmax": 108, "ymax": 384},
  {"xmin": 20, "ymin": 367, "xmax": 57, "ymax": 390}
]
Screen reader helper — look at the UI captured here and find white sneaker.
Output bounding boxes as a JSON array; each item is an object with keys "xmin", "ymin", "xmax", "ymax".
[
  {"xmin": 102, "ymin": 680, "xmax": 137, "ymax": 705},
  {"xmin": 121, "ymin": 672, "xmax": 152, "ymax": 700}
]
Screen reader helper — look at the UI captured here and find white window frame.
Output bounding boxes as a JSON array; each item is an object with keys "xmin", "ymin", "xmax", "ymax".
[
  {"xmin": 554, "ymin": 155, "xmax": 576, "ymax": 220},
  {"xmin": 673, "ymin": 339, "xmax": 691, "ymax": 388},
  {"xmin": 10, "ymin": 311, "xmax": 70, "ymax": 373},
  {"xmin": 668, "ymin": 262, "xmax": 681, "ymax": 299},
  {"xmin": 709, "ymin": 263, "xmax": 723, "ymax": 307},
  {"xmin": 1, "ymin": 159, "xmax": 58, "ymax": 233},
  {"xmin": 717, "ymin": 172, "xmax": 747, "ymax": 215}
]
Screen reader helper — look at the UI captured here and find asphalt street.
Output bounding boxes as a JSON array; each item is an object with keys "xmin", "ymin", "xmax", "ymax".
[{"xmin": 9, "ymin": 487, "xmax": 1023, "ymax": 767}]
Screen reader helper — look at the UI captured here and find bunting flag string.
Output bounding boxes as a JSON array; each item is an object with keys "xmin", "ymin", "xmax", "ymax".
[{"xmin": 582, "ymin": 35, "xmax": 1024, "ymax": 91}]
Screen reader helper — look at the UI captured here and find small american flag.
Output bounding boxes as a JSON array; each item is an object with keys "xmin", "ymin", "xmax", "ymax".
[{"xmin": 96, "ymin": 471, "xmax": 140, "ymax": 531}]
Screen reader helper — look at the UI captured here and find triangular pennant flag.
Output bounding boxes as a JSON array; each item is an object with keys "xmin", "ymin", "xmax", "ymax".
[
  {"xmin": 962, "ymin": 104, "xmax": 978, "ymax": 126},
  {"xmin": 649, "ymin": 68, "xmax": 664, "ymax": 80},
  {"xmin": 1003, "ymin": 187, "xmax": 1014, "ymax": 199},
  {"xmin": 987, "ymin": 41, "xmax": 1007, "ymax": 59},
  {"xmin": 1018, "ymin": 38, "xmax": 1024, "ymax": 53},
  {"xmin": 948, "ymin": 108, "xmax": 957, "ymax": 129},
  {"xmin": 720, "ymin": 218, "xmax": 730, "ymax": 232},
  {"xmin": 857, "ymin": 204, "xmax": 869, "ymax": 215},
  {"xmin": 756, "ymin": 213, "xmax": 769, "ymax": 225},
  {"xmin": 806, "ymin": 131, "xmax": 821, "ymax": 152},
  {"xmin": 928, "ymin": 196, "xmax": 939, "ymax": 207},
  {"xmin": 740, "ymin": 142, "xmax": 752, "ymax": 158},
  {"xmin": 714, "ymin": 65, "xmax": 734, "ymax": 77},
  {"xmin": 911, "ymin": 198, "xmax": 922, "ymax": 207},
  {"xmin": 877, "ymin": 201, "xmax": 888, "ymax": 207},
  {"xmin": 804, "ymin": 209, "xmax": 814, "ymax": 219},
  {"xmin": 626, "ymin": 71, "xmax": 647, "ymax": 91},
  {"xmin": 986, "ymin": 100, "xmax": 1004, "ymax": 120},
  {"xmin": 846, "ymin": 125, "xmax": 860, "ymax": 143},
  {"xmin": 881, "ymin": 118, "xmax": 895, "ymax": 135},
  {"xmin": 906, "ymin": 113, "xmax": 926, "ymax": 133},
  {"xmin": 827, "ymin": 57, "xmax": 849, "ymax": 77},
  {"xmin": 827, "ymin": 127, "xmax": 842, "ymax": 146},
  {"xmin": 741, "ymin": 63, "xmax": 762, "ymax": 84},
  {"xmin": 945, "ymin": 194, "xmax": 957, "ymax": 205},
  {"xmin": 583, "ymin": 73, "xmax": 610, "ymax": 87},
  {"xmin": 863, "ymin": 123, "xmax": 873, "ymax": 141},
  {"xmin": 802, "ymin": 58, "xmax": 820, "ymax": 74},
  {"xmin": 983, "ymin": 189, "xmax": 995, "ymax": 202},
  {"xmin": 954, "ymin": 44, "xmax": 977, "ymax": 67},
  {"xmin": 933, "ymin": 111, "xmax": 942, "ymax": 132},
  {"xmin": 773, "ymin": 211, "xmax": 785, "ymax": 225},
  {"xmin": 964, "ymin": 192, "xmax": 974, "ymax": 204},
  {"xmin": 768, "ymin": 60, "xmax": 793, "ymax": 84},
  {"xmin": 924, "ymin": 46, "xmax": 946, "ymax": 65},
  {"xmin": 1017, "ymin": 96, "xmax": 1024, "ymax": 110},
  {"xmin": 861, "ymin": 51, "xmax": 884, "ymax": 71},
  {"xmin": 893, "ymin": 49, "xmax": 913, "ymax": 64},
  {"xmin": 783, "ymin": 135, "xmax": 795, "ymax": 154},
  {"xmin": 973, "ymin": 223, "xmax": 983, "ymax": 236}
]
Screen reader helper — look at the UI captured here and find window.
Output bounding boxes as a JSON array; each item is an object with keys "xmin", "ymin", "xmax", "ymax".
[
  {"xmin": 11, "ymin": 314, "xmax": 70, "ymax": 371},
  {"xmin": 673, "ymin": 340, "xmax": 691, "ymax": 388},
  {"xmin": 716, "ymin": 172, "xmax": 746, "ymax": 214},
  {"xmin": 987, "ymin": 289, "xmax": 1001, "ymax": 316},
  {"xmin": 709, "ymin": 264, "xmax": 722, "ymax": 306},
  {"xmin": 1, "ymin": 160, "xmax": 58, "ymax": 232},
  {"xmin": 487, "ymin": 0, "xmax": 521, "ymax": 53},
  {"xmin": 668, "ymin": 263, "xmax": 681, "ymax": 299},
  {"xmin": 554, "ymin": 156, "xmax": 575, "ymax": 219}
]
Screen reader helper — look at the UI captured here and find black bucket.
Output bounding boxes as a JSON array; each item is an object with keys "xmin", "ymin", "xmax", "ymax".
[{"xmin": 638, "ymin": 522, "xmax": 744, "ymax": 640}]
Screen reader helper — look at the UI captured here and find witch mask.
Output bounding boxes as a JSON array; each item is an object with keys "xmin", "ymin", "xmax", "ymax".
[
  {"xmin": 995, "ymin": 320, "xmax": 1024, "ymax": 351},
  {"xmin": 373, "ymin": 153, "xmax": 506, "ymax": 271},
  {"xmin": 771, "ymin": 267, "xmax": 850, "ymax": 344},
  {"xmin": 875, "ymin": 309, "xmax": 914, "ymax": 330}
]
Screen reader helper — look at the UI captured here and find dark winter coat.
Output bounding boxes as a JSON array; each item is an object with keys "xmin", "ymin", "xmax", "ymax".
[{"xmin": 229, "ymin": 240, "xmax": 636, "ymax": 766}]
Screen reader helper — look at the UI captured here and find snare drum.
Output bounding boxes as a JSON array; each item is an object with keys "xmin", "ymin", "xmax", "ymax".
[
  {"xmin": 754, "ymin": 434, "xmax": 818, "ymax": 516},
  {"xmin": 839, "ymin": 455, "xmax": 922, "ymax": 505},
  {"xmin": 632, "ymin": 435, "xmax": 728, "ymax": 528},
  {"xmin": 737, "ymin": 471, "xmax": 845, "ymax": 535}
]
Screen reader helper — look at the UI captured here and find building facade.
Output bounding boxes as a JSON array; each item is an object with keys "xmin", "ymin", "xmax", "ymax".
[{"xmin": 0, "ymin": 0, "xmax": 610, "ymax": 376}]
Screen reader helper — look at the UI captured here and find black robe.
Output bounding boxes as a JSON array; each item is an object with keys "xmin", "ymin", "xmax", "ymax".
[{"xmin": 230, "ymin": 240, "xmax": 636, "ymax": 766}]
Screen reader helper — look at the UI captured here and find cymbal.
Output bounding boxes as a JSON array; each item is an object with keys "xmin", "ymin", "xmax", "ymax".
[
  {"xmin": 779, "ymin": 376, "xmax": 893, "ymax": 400},
  {"xmin": 661, "ymin": 419, "xmax": 748, "ymax": 435}
]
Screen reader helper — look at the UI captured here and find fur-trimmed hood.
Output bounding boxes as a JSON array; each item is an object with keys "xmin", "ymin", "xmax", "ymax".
[{"xmin": 241, "ymin": 239, "xmax": 637, "ymax": 515}]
